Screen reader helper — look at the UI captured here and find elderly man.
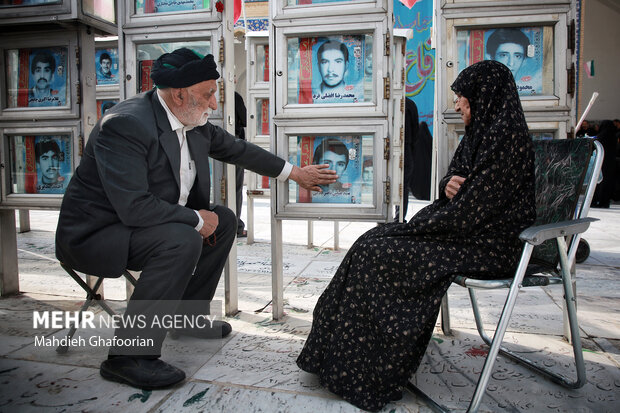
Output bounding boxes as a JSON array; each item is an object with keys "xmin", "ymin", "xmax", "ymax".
[{"xmin": 55, "ymin": 48, "xmax": 336, "ymax": 390}]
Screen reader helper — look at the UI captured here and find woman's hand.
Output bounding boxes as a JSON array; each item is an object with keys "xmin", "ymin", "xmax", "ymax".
[{"xmin": 445, "ymin": 175, "xmax": 466, "ymax": 199}]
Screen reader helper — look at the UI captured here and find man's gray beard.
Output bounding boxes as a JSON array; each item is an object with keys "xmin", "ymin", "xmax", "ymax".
[{"xmin": 190, "ymin": 108, "xmax": 213, "ymax": 128}]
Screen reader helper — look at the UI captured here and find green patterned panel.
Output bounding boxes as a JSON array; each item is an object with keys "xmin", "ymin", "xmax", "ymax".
[{"xmin": 530, "ymin": 138, "xmax": 592, "ymax": 270}]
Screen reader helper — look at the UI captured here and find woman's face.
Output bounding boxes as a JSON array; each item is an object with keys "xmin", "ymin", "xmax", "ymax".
[{"xmin": 454, "ymin": 94, "xmax": 471, "ymax": 126}]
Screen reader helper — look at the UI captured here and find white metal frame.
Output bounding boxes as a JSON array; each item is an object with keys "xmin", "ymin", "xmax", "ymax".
[
  {"xmin": 389, "ymin": 30, "xmax": 411, "ymax": 220},
  {"xmin": 245, "ymin": 32, "xmax": 271, "ymax": 243}
]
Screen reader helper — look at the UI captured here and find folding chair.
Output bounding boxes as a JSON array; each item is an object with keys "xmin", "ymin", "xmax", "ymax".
[
  {"xmin": 56, "ymin": 262, "xmax": 138, "ymax": 354},
  {"xmin": 408, "ymin": 138, "xmax": 604, "ymax": 413}
]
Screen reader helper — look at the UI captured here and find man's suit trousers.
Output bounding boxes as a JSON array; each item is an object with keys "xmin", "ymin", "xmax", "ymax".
[{"xmin": 109, "ymin": 205, "xmax": 237, "ymax": 357}]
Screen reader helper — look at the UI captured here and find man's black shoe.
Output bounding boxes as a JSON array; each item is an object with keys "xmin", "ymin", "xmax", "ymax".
[
  {"xmin": 100, "ymin": 357, "xmax": 185, "ymax": 390},
  {"xmin": 169, "ymin": 320, "xmax": 232, "ymax": 339}
]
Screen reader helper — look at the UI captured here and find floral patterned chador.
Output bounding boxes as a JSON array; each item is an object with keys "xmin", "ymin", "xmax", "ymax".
[{"xmin": 297, "ymin": 60, "xmax": 536, "ymax": 411}]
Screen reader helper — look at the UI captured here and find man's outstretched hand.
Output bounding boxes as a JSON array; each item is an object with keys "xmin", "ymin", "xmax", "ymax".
[{"xmin": 289, "ymin": 164, "xmax": 338, "ymax": 192}]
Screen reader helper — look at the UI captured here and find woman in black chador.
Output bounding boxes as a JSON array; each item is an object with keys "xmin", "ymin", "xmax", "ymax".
[{"xmin": 297, "ymin": 60, "xmax": 536, "ymax": 411}]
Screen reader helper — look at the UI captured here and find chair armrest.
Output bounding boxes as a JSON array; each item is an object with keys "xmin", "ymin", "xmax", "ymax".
[{"xmin": 519, "ymin": 218, "xmax": 598, "ymax": 245}]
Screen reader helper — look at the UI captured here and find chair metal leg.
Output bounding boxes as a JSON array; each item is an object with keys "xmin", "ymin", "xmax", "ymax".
[
  {"xmin": 440, "ymin": 293, "xmax": 452, "ymax": 336},
  {"xmin": 556, "ymin": 236, "xmax": 587, "ymax": 388},
  {"xmin": 123, "ymin": 270, "xmax": 138, "ymax": 286},
  {"xmin": 465, "ymin": 238, "xmax": 586, "ymax": 412},
  {"xmin": 56, "ymin": 276, "xmax": 108, "ymax": 354},
  {"xmin": 56, "ymin": 265, "xmax": 129, "ymax": 353},
  {"xmin": 467, "ymin": 243, "xmax": 534, "ymax": 412}
]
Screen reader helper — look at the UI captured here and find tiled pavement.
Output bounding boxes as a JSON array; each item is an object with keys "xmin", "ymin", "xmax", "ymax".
[{"xmin": 1, "ymin": 199, "xmax": 619, "ymax": 412}]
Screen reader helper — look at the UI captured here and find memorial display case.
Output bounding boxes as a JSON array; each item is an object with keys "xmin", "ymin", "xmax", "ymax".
[
  {"xmin": 274, "ymin": 121, "xmax": 387, "ymax": 220},
  {"xmin": 0, "ymin": 0, "xmax": 116, "ymax": 33},
  {"xmin": 273, "ymin": 19, "xmax": 388, "ymax": 118},
  {"xmin": 0, "ymin": 33, "xmax": 80, "ymax": 121},
  {"xmin": 0, "ymin": 123, "xmax": 79, "ymax": 208}
]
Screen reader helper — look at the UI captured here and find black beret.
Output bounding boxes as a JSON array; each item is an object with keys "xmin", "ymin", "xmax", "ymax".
[{"xmin": 150, "ymin": 48, "xmax": 220, "ymax": 88}]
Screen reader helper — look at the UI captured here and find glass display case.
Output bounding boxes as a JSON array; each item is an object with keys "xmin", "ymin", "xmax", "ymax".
[
  {"xmin": 95, "ymin": 46, "xmax": 120, "ymax": 87},
  {"xmin": 125, "ymin": 0, "xmax": 215, "ymax": 28},
  {"xmin": 273, "ymin": 0, "xmax": 387, "ymax": 20},
  {"xmin": 135, "ymin": 0, "xmax": 210, "ymax": 14},
  {"xmin": 274, "ymin": 20, "xmax": 387, "ymax": 118},
  {"xmin": 289, "ymin": 134, "xmax": 373, "ymax": 205},
  {"xmin": 0, "ymin": 0, "xmax": 116, "ymax": 34},
  {"xmin": 248, "ymin": 39, "xmax": 270, "ymax": 89},
  {"xmin": 274, "ymin": 121, "xmax": 387, "ymax": 220},
  {"xmin": 286, "ymin": 34, "xmax": 373, "ymax": 105},
  {"xmin": 0, "ymin": 33, "xmax": 80, "ymax": 121},
  {"xmin": 0, "ymin": 124, "xmax": 79, "ymax": 208},
  {"xmin": 255, "ymin": 97, "xmax": 270, "ymax": 138},
  {"xmin": 135, "ymin": 40, "xmax": 211, "ymax": 93},
  {"xmin": 5, "ymin": 46, "xmax": 70, "ymax": 109},
  {"xmin": 456, "ymin": 25, "xmax": 554, "ymax": 97},
  {"xmin": 82, "ymin": 0, "xmax": 115, "ymax": 24},
  {"xmin": 96, "ymin": 98, "xmax": 118, "ymax": 119},
  {"xmin": 124, "ymin": 31, "xmax": 219, "ymax": 117},
  {"xmin": 444, "ymin": 14, "xmax": 570, "ymax": 110}
]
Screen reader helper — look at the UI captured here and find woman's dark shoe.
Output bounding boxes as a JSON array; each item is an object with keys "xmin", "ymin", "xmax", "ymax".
[
  {"xmin": 100, "ymin": 357, "xmax": 185, "ymax": 390},
  {"xmin": 169, "ymin": 320, "xmax": 232, "ymax": 339}
]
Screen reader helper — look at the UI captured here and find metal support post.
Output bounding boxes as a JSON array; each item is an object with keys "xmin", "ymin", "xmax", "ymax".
[
  {"xmin": 0, "ymin": 210, "xmax": 19, "ymax": 296},
  {"xmin": 334, "ymin": 221, "xmax": 339, "ymax": 251},
  {"xmin": 307, "ymin": 220, "xmax": 314, "ymax": 248},
  {"xmin": 247, "ymin": 195, "xmax": 255, "ymax": 244},
  {"xmin": 223, "ymin": 0, "xmax": 238, "ymax": 316},
  {"xmin": 18, "ymin": 210, "xmax": 30, "ymax": 233},
  {"xmin": 272, "ymin": 216, "xmax": 284, "ymax": 319}
]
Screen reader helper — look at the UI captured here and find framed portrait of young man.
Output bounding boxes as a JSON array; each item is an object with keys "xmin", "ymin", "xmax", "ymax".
[
  {"xmin": 288, "ymin": 35, "xmax": 370, "ymax": 105},
  {"xmin": 457, "ymin": 26, "xmax": 553, "ymax": 96},
  {"xmin": 5, "ymin": 46, "xmax": 69, "ymax": 108},
  {"xmin": 7, "ymin": 134, "xmax": 72, "ymax": 195},
  {"xmin": 95, "ymin": 48, "xmax": 119, "ymax": 86},
  {"xmin": 296, "ymin": 135, "xmax": 363, "ymax": 204}
]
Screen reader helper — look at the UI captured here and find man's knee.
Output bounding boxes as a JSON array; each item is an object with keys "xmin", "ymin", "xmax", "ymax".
[
  {"xmin": 214, "ymin": 206, "xmax": 237, "ymax": 234},
  {"xmin": 166, "ymin": 224, "xmax": 203, "ymax": 254},
  {"xmin": 143, "ymin": 224, "xmax": 202, "ymax": 262}
]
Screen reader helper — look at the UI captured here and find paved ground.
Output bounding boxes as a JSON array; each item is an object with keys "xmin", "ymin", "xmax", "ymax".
[{"xmin": 1, "ymin": 198, "xmax": 619, "ymax": 412}]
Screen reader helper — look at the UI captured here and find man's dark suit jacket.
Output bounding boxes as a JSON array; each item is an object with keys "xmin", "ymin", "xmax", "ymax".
[{"xmin": 56, "ymin": 90, "xmax": 284, "ymax": 277}]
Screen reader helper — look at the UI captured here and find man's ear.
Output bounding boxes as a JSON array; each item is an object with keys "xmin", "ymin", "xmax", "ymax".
[{"xmin": 170, "ymin": 88, "xmax": 185, "ymax": 106}]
